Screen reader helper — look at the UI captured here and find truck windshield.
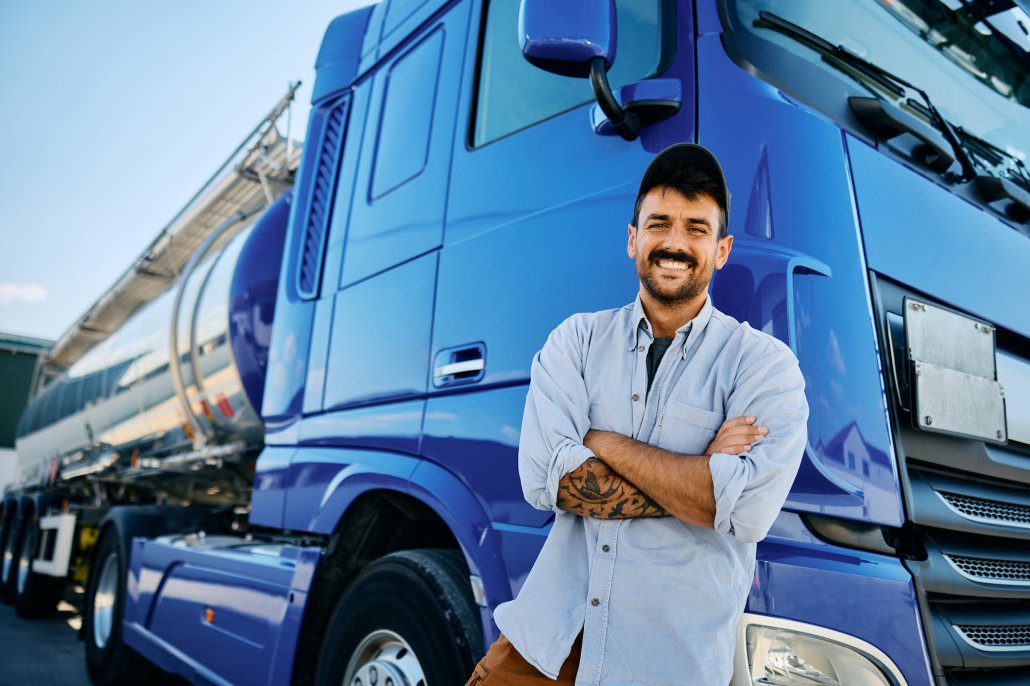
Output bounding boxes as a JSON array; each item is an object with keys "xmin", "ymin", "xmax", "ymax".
[{"xmin": 728, "ymin": 0, "xmax": 1029, "ymax": 175}]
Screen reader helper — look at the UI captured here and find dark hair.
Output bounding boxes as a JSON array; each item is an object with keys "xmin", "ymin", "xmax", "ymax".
[{"xmin": 631, "ymin": 166, "xmax": 729, "ymax": 238}]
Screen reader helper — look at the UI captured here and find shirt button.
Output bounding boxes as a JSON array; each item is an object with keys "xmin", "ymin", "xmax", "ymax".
[
  {"xmin": 638, "ymin": 345, "xmax": 645, "ymax": 352},
  {"xmin": 602, "ymin": 545, "xmax": 610, "ymax": 552},
  {"xmin": 591, "ymin": 598, "xmax": 600, "ymax": 606},
  {"xmin": 632, "ymin": 394, "xmax": 640, "ymax": 401}
]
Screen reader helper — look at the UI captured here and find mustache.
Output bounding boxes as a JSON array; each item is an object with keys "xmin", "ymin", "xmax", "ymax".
[{"xmin": 649, "ymin": 250, "xmax": 697, "ymax": 268}]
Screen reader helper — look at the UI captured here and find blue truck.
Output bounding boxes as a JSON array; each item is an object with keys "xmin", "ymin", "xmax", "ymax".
[{"xmin": 2, "ymin": 0, "xmax": 1029, "ymax": 684}]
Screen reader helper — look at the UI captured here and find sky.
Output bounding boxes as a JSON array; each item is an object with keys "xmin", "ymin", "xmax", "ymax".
[{"xmin": 0, "ymin": 0, "xmax": 374, "ymax": 342}]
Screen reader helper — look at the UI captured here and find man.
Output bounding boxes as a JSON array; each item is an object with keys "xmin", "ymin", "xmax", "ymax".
[{"xmin": 466, "ymin": 144, "xmax": 808, "ymax": 685}]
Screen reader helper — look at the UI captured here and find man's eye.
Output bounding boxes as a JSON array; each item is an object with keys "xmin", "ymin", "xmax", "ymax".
[{"xmin": 647, "ymin": 223, "xmax": 669, "ymax": 231}]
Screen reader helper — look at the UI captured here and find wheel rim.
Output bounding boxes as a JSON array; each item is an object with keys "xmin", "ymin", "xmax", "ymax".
[
  {"xmin": 16, "ymin": 522, "xmax": 36, "ymax": 594},
  {"xmin": 343, "ymin": 629, "xmax": 427, "ymax": 686},
  {"xmin": 92, "ymin": 553, "xmax": 119, "ymax": 649}
]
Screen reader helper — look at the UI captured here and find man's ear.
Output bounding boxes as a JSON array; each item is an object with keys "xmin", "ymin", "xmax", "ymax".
[
  {"xmin": 714, "ymin": 234, "xmax": 733, "ymax": 270},
  {"xmin": 627, "ymin": 223, "xmax": 638, "ymax": 260}
]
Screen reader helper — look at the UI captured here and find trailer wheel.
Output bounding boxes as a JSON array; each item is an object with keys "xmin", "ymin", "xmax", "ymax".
[
  {"xmin": 0, "ymin": 505, "xmax": 18, "ymax": 604},
  {"xmin": 314, "ymin": 549, "xmax": 483, "ymax": 686},
  {"xmin": 83, "ymin": 525, "xmax": 158, "ymax": 686},
  {"xmin": 10, "ymin": 511, "xmax": 65, "ymax": 618}
]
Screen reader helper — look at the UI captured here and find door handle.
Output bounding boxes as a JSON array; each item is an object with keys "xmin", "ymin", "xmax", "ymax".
[
  {"xmin": 433, "ymin": 343, "xmax": 486, "ymax": 387},
  {"xmin": 435, "ymin": 359, "xmax": 484, "ymax": 378}
]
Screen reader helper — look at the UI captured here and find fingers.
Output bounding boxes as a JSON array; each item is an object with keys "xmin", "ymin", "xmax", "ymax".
[
  {"xmin": 719, "ymin": 423, "xmax": 768, "ymax": 437},
  {"xmin": 718, "ymin": 416, "xmax": 756, "ymax": 430},
  {"xmin": 717, "ymin": 443, "xmax": 755, "ymax": 454},
  {"xmin": 706, "ymin": 416, "xmax": 769, "ymax": 456},
  {"xmin": 718, "ymin": 417, "xmax": 765, "ymax": 435},
  {"xmin": 717, "ymin": 417, "xmax": 767, "ymax": 441}
]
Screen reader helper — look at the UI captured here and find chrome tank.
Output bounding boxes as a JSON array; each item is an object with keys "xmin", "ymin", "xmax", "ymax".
[{"xmin": 14, "ymin": 195, "xmax": 290, "ymax": 489}]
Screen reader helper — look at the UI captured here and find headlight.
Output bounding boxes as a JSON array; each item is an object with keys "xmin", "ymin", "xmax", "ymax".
[{"xmin": 745, "ymin": 625, "xmax": 897, "ymax": 686}]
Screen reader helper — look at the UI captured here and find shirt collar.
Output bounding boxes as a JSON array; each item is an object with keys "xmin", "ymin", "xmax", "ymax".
[{"xmin": 627, "ymin": 293, "xmax": 715, "ymax": 358}]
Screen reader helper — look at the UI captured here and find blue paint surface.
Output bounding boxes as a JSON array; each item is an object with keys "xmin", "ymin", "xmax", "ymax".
[
  {"xmin": 849, "ymin": 135, "xmax": 1030, "ymax": 339},
  {"xmin": 125, "ymin": 538, "xmax": 319, "ymax": 686},
  {"xmin": 229, "ymin": 194, "xmax": 291, "ymax": 417},
  {"xmin": 698, "ymin": 34, "xmax": 902, "ymax": 526},
  {"xmin": 749, "ymin": 531, "xmax": 932, "ymax": 685}
]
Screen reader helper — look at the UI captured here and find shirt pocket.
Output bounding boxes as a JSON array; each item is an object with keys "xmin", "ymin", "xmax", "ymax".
[
  {"xmin": 589, "ymin": 402, "xmax": 623, "ymax": 433},
  {"xmin": 656, "ymin": 401, "xmax": 724, "ymax": 455}
]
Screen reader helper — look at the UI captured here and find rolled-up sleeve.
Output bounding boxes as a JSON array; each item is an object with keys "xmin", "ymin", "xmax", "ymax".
[
  {"xmin": 709, "ymin": 343, "xmax": 808, "ymax": 543},
  {"xmin": 518, "ymin": 316, "xmax": 596, "ymax": 514}
]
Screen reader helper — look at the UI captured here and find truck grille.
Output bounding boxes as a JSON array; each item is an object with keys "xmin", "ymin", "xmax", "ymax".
[
  {"xmin": 955, "ymin": 625, "xmax": 1030, "ymax": 651},
  {"xmin": 875, "ymin": 277, "xmax": 1030, "ymax": 684},
  {"xmin": 939, "ymin": 491, "xmax": 1030, "ymax": 528},
  {"xmin": 945, "ymin": 555, "xmax": 1030, "ymax": 584}
]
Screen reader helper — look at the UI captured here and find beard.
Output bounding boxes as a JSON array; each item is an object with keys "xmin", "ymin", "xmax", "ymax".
[{"xmin": 638, "ymin": 249, "xmax": 711, "ymax": 305}]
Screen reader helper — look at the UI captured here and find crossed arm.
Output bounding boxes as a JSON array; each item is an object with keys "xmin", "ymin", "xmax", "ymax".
[
  {"xmin": 556, "ymin": 418, "xmax": 767, "ymax": 528},
  {"xmin": 520, "ymin": 316, "xmax": 804, "ymax": 537}
]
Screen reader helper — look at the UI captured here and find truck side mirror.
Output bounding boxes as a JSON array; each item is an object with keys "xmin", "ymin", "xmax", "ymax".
[
  {"xmin": 518, "ymin": 0, "xmax": 645, "ymax": 141},
  {"xmin": 518, "ymin": 0, "xmax": 617, "ymax": 78}
]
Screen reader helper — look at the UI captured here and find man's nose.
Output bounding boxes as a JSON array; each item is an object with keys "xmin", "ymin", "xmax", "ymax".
[{"xmin": 660, "ymin": 225, "xmax": 691, "ymax": 249}]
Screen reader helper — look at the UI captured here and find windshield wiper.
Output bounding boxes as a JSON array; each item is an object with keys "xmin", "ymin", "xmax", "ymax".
[
  {"xmin": 900, "ymin": 96, "xmax": 1030, "ymax": 220},
  {"xmin": 754, "ymin": 10, "xmax": 978, "ymax": 182},
  {"xmin": 905, "ymin": 95, "xmax": 1030, "ymax": 183},
  {"xmin": 954, "ymin": 123, "xmax": 1030, "ymax": 222},
  {"xmin": 956, "ymin": 126, "xmax": 1030, "ymax": 187}
]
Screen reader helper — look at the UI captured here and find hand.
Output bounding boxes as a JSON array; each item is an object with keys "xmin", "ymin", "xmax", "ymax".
[{"xmin": 705, "ymin": 416, "xmax": 767, "ymax": 456}]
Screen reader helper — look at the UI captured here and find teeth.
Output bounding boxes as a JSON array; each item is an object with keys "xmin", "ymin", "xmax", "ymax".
[{"xmin": 657, "ymin": 260, "xmax": 688, "ymax": 271}]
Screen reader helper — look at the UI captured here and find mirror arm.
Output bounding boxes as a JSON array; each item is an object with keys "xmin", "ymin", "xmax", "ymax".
[{"xmin": 589, "ymin": 57, "xmax": 639, "ymax": 141}]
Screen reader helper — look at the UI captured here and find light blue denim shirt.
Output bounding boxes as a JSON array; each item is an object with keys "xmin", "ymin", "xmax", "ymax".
[{"xmin": 494, "ymin": 294, "xmax": 808, "ymax": 685}]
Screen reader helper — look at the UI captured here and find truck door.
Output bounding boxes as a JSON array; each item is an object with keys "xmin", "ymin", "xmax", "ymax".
[
  {"xmin": 424, "ymin": 0, "xmax": 692, "ymax": 599},
  {"xmin": 283, "ymin": 0, "xmax": 472, "ymax": 532}
]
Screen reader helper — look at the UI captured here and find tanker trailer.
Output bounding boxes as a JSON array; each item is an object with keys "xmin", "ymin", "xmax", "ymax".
[{"xmin": 0, "ymin": 192, "xmax": 290, "ymax": 675}]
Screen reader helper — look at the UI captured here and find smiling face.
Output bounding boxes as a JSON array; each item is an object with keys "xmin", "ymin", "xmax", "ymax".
[{"xmin": 628, "ymin": 185, "xmax": 733, "ymax": 310}]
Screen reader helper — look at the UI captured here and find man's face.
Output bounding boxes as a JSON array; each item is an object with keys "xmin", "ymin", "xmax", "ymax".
[{"xmin": 627, "ymin": 186, "xmax": 733, "ymax": 306}]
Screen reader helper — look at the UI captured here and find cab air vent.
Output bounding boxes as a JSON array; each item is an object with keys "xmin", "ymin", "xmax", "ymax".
[{"xmin": 297, "ymin": 99, "xmax": 348, "ymax": 299}]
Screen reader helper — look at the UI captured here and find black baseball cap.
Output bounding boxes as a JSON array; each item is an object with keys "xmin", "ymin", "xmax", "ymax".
[{"xmin": 636, "ymin": 143, "xmax": 731, "ymax": 228}]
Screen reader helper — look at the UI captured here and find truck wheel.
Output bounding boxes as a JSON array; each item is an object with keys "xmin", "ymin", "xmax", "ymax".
[
  {"xmin": 0, "ymin": 506, "xmax": 18, "ymax": 604},
  {"xmin": 83, "ymin": 525, "xmax": 159, "ymax": 686},
  {"xmin": 314, "ymin": 549, "xmax": 483, "ymax": 686},
  {"xmin": 12, "ymin": 511, "xmax": 65, "ymax": 618}
]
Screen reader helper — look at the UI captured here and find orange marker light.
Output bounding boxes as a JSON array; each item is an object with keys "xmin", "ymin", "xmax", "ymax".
[
  {"xmin": 204, "ymin": 608, "xmax": 215, "ymax": 623},
  {"xmin": 199, "ymin": 400, "xmax": 214, "ymax": 422},
  {"xmin": 215, "ymin": 393, "xmax": 234, "ymax": 418}
]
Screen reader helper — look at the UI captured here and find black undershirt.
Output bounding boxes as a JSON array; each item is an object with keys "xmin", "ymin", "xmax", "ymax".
[{"xmin": 646, "ymin": 337, "xmax": 674, "ymax": 397}]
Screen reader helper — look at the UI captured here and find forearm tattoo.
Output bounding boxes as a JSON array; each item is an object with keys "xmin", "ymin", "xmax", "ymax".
[{"xmin": 557, "ymin": 458, "xmax": 669, "ymax": 519}]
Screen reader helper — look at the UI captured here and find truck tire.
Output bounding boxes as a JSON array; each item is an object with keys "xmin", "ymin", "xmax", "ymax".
[
  {"xmin": 0, "ymin": 505, "xmax": 18, "ymax": 604},
  {"xmin": 83, "ymin": 522, "xmax": 159, "ymax": 686},
  {"xmin": 314, "ymin": 549, "xmax": 483, "ymax": 686},
  {"xmin": 11, "ymin": 510, "xmax": 66, "ymax": 618}
]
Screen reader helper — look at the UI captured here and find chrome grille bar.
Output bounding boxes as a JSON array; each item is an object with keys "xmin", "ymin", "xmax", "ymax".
[
  {"xmin": 954, "ymin": 624, "xmax": 1030, "ymax": 652},
  {"xmin": 937, "ymin": 491, "xmax": 1030, "ymax": 529},
  {"xmin": 944, "ymin": 554, "xmax": 1030, "ymax": 586}
]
